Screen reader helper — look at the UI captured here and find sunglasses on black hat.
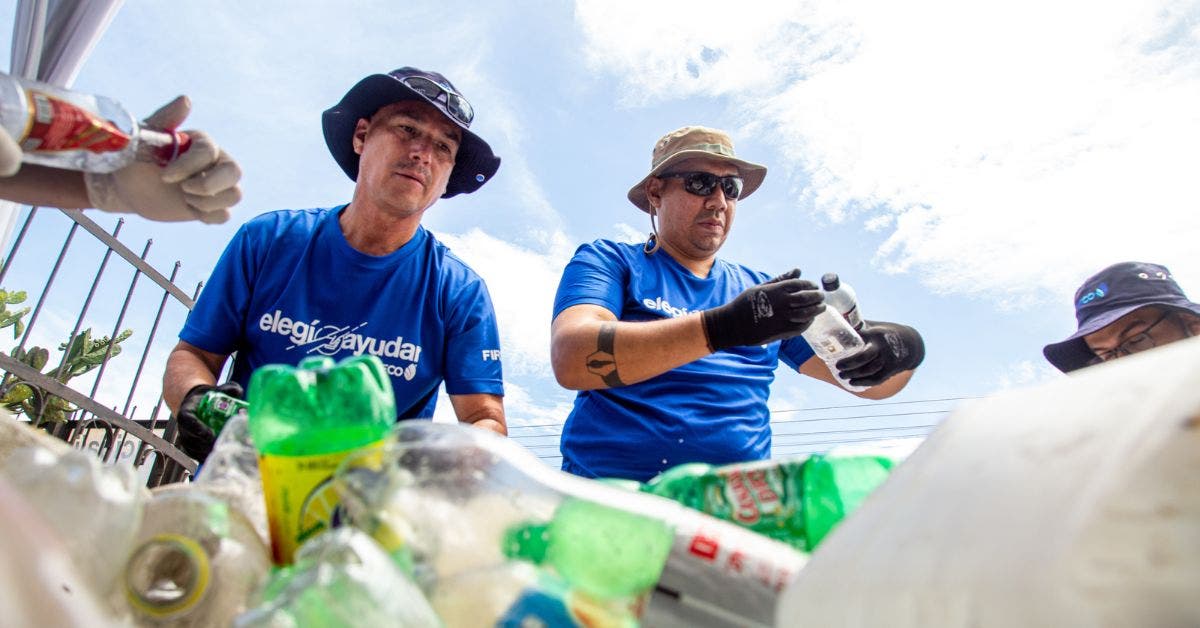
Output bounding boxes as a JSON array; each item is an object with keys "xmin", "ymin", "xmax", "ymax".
[
  {"xmin": 658, "ymin": 171, "xmax": 744, "ymax": 200},
  {"xmin": 402, "ymin": 76, "xmax": 474, "ymax": 126}
]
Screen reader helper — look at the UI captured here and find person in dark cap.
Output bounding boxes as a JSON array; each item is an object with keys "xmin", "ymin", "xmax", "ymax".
[
  {"xmin": 1044, "ymin": 261, "xmax": 1200, "ymax": 372},
  {"xmin": 162, "ymin": 68, "xmax": 507, "ymax": 463}
]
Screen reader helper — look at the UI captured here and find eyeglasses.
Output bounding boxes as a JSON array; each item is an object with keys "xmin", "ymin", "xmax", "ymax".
[
  {"xmin": 658, "ymin": 171, "xmax": 744, "ymax": 200},
  {"xmin": 1086, "ymin": 310, "xmax": 1179, "ymax": 365},
  {"xmin": 402, "ymin": 76, "xmax": 474, "ymax": 126}
]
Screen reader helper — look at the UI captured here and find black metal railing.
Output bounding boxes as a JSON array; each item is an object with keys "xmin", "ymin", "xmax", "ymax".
[{"xmin": 0, "ymin": 207, "xmax": 200, "ymax": 486}]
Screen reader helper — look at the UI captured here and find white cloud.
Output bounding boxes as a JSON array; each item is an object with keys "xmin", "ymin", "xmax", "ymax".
[
  {"xmin": 575, "ymin": 0, "xmax": 1200, "ymax": 307},
  {"xmin": 989, "ymin": 359, "xmax": 1063, "ymax": 393},
  {"xmin": 613, "ymin": 222, "xmax": 646, "ymax": 245},
  {"xmin": 435, "ymin": 229, "xmax": 573, "ymax": 378}
]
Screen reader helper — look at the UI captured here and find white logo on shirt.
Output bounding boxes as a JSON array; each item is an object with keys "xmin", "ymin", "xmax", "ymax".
[
  {"xmin": 257, "ymin": 309, "xmax": 422, "ymax": 380},
  {"xmin": 642, "ymin": 296, "xmax": 691, "ymax": 318}
]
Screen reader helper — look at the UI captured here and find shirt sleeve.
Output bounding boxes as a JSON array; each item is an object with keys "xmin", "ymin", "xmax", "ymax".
[
  {"xmin": 178, "ymin": 222, "xmax": 261, "ymax": 356},
  {"xmin": 442, "ymin": 273, "xmax": 504, "ymax": 396},
  {"xmin": 552, "ymin": 240, "xmax": 629, "ymax": 319},
  {"xmin": 778, "ymin": 335, "xmax": 817, "ymax": 370}
]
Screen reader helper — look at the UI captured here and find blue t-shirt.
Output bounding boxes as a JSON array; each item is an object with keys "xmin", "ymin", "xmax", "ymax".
[
  {"xmin": 552, "ymin": 240, "xmax": 815, "ymax": 482},
  {"xmin": 180, "ymin": 206, "xmax": 503, "ymax": 418}
]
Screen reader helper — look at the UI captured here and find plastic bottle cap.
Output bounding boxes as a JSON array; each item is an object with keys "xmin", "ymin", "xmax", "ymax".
[{"xmin": 821, "ymin": 273, "xmax": 840, "ymax": 291}]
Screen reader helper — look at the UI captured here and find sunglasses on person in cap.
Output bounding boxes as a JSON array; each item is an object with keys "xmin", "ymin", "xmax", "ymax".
[
  {"xmin": 658, "ymin": 171, "xmax": 744, "ymax": 200},
  {"xmin": 402, "ymin": 76, "xmax": 474, "ymax": 126}
]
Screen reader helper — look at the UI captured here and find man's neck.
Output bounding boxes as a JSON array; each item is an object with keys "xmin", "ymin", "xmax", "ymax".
[
  {"xmin": 339, "ymin": 199, "xmax": 423, "ymax": 256},
  {"xmin": 659, "ymin": 241, "xmax": 717, "ymax": 278}
]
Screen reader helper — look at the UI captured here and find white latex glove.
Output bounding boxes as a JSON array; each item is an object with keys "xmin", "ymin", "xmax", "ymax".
[
  {"xmin": 84, "ymin": 96, "xmax": 241, "ymax": 223},
  {"xmin": 0, "ymin": 126, "xmax": 21, "ymax": 177}
]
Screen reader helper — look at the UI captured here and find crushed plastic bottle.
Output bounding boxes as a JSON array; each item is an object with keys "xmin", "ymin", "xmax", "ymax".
[
  {"xmin": 192, "ymin": 414, "xmax": 268, "ymax": 545},
  {"xmin": 0, "ymin": 444, "xmax": 146, "ymax": 601},
  {"xmin": 234, "ymin": 527, "xmax": 439, "ymax": 627},
  {"xmin": 641, "ymin": 454, "xmax": 895, "ymax": 551},
  {"xmin": 430, "ymin": 561, "xmax": 638, "ymax": 628},
  {"xmin": 123, "ymin": 485, "xmax": 271, "ymax": 626},
  {"xmin": 247, "ymin": 355, "xmax": 395, "ymax": 564},
  {"xmin": 335, "ymin": 421, "xmax": 808, "ymax": 628}
]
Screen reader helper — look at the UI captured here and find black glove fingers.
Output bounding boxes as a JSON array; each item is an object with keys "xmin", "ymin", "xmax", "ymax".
[
  {"xmin": 765, "ymin": 268, "xmax": 802, "ymax": 284},
  {"xmin": 215, "ymin": 381, "xmax": 244, "ymax": 398}
]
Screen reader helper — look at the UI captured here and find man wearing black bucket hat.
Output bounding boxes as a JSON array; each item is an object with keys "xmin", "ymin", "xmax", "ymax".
[
  {"xmin": 162, "ymin": 68, "xmax": 507, "ymax": 463},
  {"xmin": 550, "ymin": 126, "xmax": 925, "ymax": 481},
  {"xmin": 1044, "ymin": 261, "xmax": 1200, "ymax": 372}
]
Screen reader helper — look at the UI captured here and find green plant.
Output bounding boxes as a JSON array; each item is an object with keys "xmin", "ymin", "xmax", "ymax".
[
  {"xmin": 0, "ymin": 288, "xmax": 134, "ymax": 424},
  {"xmin": 0, "ymin": 288, "xmax": 31, "ymax": 338}
]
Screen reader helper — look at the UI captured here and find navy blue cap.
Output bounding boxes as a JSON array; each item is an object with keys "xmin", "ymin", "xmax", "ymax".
[
  {"xmin": 1043, "ymin": 262, "xmax": 1200, "ymax": 372},
  {"xmin": 321, "ymin": 67, "xmax": 500, "ymax": 198}
]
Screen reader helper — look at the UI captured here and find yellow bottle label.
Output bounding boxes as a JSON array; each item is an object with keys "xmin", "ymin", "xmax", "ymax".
[{"xmin": 258, "ymin": 440, "xmax": 383, "ymax": 564}]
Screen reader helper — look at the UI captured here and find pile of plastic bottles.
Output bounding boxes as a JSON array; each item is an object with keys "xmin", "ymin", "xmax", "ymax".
[{"xmin": 0, "ymin": 355, "xmax": 896, "ymax": 627}]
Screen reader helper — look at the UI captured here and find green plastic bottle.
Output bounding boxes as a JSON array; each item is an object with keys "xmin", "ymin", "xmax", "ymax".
[
  {"xmin": 503, "ymin": 497, "xmax": 674, "ymax": 600},
  {"xmin": 194, "ymin": 390, "xmax": 248, "ymax": 434},
  {"xmin": 246, "ymin": 355, "xmax": 395, "ymax": 565},
  {"xmin": 802, "ymin": 454, "xmax": 894, "ymax": 549},
  {"xmin": 641, "ymin": 455, "xmax": 894, "ymax": 551}
]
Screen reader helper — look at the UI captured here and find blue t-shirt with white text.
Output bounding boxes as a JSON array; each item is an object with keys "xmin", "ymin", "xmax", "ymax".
[
  {"xmin": 553, "ymin": 239, "xmax": 815, "ymax": 481},
  {"xmin": 180, "ymin": 206, "xmax": 503, "ymax": 418}
]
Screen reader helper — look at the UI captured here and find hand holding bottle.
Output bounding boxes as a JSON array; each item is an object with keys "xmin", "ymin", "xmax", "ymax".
[
  {"xmin": 834, "ymin": 320, "xmax": 925, "ymax": 387},
  {"xmin": 702, "ymin": 268, "xmax": 826, "ymax": 351},
  {"xmin": 84, "ymin": 96, "xmax": 242, "ymax": 223},
  {"xmin": 175, "ymin": 381, "xmax": 245, "ymax": 463}
]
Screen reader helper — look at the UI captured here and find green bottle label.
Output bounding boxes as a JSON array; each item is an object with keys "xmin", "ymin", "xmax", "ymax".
[{"xmin": 645, "ymin": 459, "xmax": 807, "ymax": 549}]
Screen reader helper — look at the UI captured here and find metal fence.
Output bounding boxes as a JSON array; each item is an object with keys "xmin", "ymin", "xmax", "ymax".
[{"xmin": 0, "ymin": 207, "xmax": 199, "ymax": 486}]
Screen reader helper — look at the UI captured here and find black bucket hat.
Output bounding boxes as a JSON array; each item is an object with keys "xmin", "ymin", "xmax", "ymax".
[
  {"xmin": 1043, "ymin": 261, "xmax": 1200, "ymax": 372},
  {"xmin": 322, "ymin": 67, "xmax": 500, "ymax": 198}
]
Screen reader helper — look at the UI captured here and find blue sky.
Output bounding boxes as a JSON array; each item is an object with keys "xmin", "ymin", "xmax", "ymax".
[{"xmin": 4, "ymin": 1, "xmax": 1199, "ymax": 459}]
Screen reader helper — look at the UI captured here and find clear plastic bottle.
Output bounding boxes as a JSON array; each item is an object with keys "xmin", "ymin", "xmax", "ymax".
[
  {"xmin": 0, "ymin": 445, "xmax": 146, "ymax": 602},
  {"xmin": 0, "ymin": 71, "xmax": 189, "ymax": 173},
  {"xmin": 430, "ymin": 561, "xmax": 638, "ymax": 628},
  {"xmin": 335, "ymin": 421, "xmax": 808, "ymax": 628},
  {"xmin": 192, "ymin": 413, "xmax": 269, "ymax": 546},
  {"xmin": 821, "ymin": 273, "xmax": 863, "ymax": 330},
  {"xmin": 123, "ymin": 485, "xmax": 271, "ymax": 626},
  {"xmin": 234, "ymin": 527, "xmax": 440, "ymax": 627},
  {"xmin": 802, "ymin": 300, "xmax": 867, "ymax": 392}
]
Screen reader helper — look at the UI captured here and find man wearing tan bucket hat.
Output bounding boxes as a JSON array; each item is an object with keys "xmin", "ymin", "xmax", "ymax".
[{"xmin": 550, "ymin": 126, "xmax": 925, "ymax": 481}]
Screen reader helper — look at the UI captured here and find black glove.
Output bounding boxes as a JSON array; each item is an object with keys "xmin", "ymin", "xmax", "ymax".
[
  {"xmin": 701, "ymin": 269, "xmax": 826, "ymax": 351},
  {"xmin": 174, "ymin": 381, "xmax": 243, "ymax": 463},
  {"xmin": 834, "ymin": 320, "xmax": 925, "ymax": 387}
]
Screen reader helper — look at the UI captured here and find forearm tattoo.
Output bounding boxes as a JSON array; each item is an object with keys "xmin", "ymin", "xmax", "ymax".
[{"xmin": 586, "ymin": 323, "xmax": 624, "ymax": 387}]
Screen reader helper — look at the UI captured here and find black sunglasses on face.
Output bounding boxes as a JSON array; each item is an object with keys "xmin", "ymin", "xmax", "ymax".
[
  {"xmin": 402, "ymin": 76, "xmax": 475, "ymax": 126},
  {"xmin": 659, "ymin": 171, "xmax": 744, "ymax": 200}
]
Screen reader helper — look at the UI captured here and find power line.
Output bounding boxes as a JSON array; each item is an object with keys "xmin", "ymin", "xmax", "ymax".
[
  {"xmin": 773, "ymin": 424, "xmax": 934, "ymax": 445},
  {"xmin": 773, "ymin": 432, "xmax": 929, "ymax": 453},
  {"xmin": 770, "ymin": 395, "xmax": 979, "ymax": 415},
  {"xmin": 518, "ymin": 422, "xmax": 937, "ymax": 452},
  {"xmin": 507, "ymin": 394, "xmax": 980, "ymax": 431},
  {"xmin": 771, "ymin": 409, "xmax": 948, "ymax": 425}
]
